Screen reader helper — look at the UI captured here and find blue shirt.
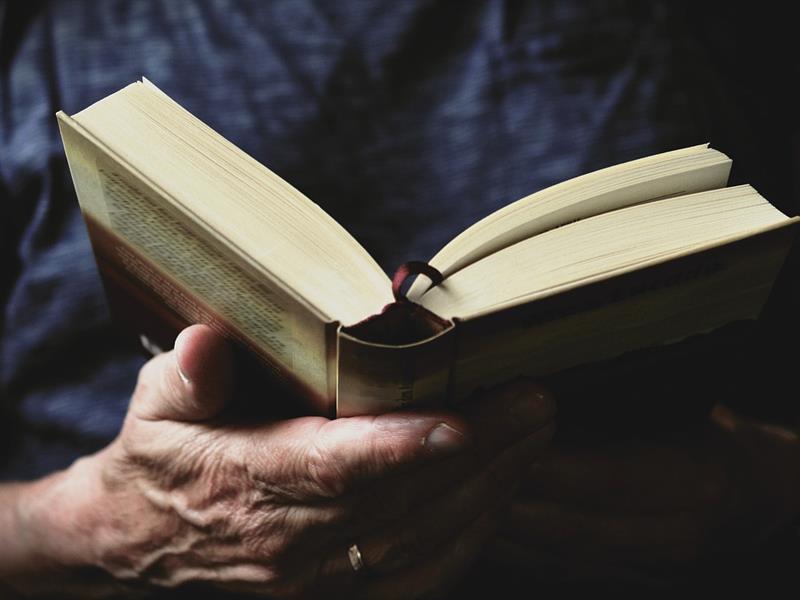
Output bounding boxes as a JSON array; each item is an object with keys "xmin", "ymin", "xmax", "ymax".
[{"xmin": 1, "ymin": 4, "xmax": 798, "ymax": 592}]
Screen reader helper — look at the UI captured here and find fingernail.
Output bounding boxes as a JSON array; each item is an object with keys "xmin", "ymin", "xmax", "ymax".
[
  {"xmin": 423, "ymin": 423, "xmax": 467, "ymax": 454},
  {"xmin": 174, "ymin": 331, "xmax": 191, "ymax": 385},
  {"xmin": 177, "ymin": 361, "xmax": 191, "ymax": 385}
]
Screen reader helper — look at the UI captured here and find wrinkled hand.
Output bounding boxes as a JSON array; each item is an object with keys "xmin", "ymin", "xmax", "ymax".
[
  {"xmin": 492, "ymin": 405, "xmax": 800, "ymax": 587},
  {"xmin": 27, "ymin": 325, "xmax": 554, "ymax": 599}
]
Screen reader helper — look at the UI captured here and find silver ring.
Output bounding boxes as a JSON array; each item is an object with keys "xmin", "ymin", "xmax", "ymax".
[{"xmin": 347, "ymin": 542, "xmax": 366, "ymax": 574}]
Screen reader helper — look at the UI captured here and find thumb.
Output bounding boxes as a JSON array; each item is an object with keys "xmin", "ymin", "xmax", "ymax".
[
  {"xmin": 131, "ymin": 324, "xmax": 234, "ymax": 422},
  {"xmin": 247, "ymin": 411, "xmax": 472, "ymax": 501}
]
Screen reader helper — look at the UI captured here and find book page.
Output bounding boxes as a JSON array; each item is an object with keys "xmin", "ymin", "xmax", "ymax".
[
  {"xmin": 99, "ymin": 166, "xmax": 293, "ymax": 363},
  {"xmin": 59, "ymin": 114, "xmax": 334, "ymax": 411},
  {"xmin": 445, "ymin": 223, "xmax": 797, "ymax": 401},
  {"xmin": 419, "ymin": 186, "xmax": 792, "ymax": 320},
  {"xmin": 73, "ymin": 81, "xmax": 393, "ymax": 327},
  {"xmin": 408, "ymin": 145, "xmax": 731, "ymax": 299}
]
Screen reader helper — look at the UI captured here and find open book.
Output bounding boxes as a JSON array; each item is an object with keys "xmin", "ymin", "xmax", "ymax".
[{"xmin": 57, "ymin": 80, "xmax": 798, "ymax": 417}]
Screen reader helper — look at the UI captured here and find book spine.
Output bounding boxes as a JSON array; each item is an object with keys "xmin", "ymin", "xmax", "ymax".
[{"xmin": 335, "ymin": 326, "xmax": 457, "ymax": 417}]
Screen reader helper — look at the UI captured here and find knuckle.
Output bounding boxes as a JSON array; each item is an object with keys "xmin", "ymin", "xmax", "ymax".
[
  {"xmin": 367, "ymin": 416, "xmax": 420, "ymax": 471},
  {"xmin": 135, "ymin": 355, "xmax": 163, "ymax": 394},
  {"xmin": 157, "ymin": 360, "xmax": 184, "ymax": 403},
  {"xmin": 304, "ymin": 441, "xmax": 348, "ymax": 498},
  {"xmin": 312, "ymin": 501, "xmax": 353, "ymax": 529},
  {"xmin": 131, "ymin": 353, "xmax": 182, "ymax": 419}
]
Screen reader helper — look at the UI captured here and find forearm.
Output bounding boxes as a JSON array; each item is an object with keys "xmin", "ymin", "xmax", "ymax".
[
  {"xmin": 0, "ymin": 454, "xmax": 121, "ymax": 598},
  {"xmin": 0, "ymin": 479, "xmax": 39, "ymax": 585}
]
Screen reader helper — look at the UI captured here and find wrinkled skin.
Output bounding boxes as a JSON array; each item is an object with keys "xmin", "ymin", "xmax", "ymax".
[
  {"xmin": 8, "ymin": 325, "xmax": 555, "ymax": 598},
  {"xmin": 6, "ymin": 325, "xmax": 796, "ymax": 598}
]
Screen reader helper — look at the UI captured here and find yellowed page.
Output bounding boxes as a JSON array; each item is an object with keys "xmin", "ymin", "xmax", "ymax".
[
  {"xmin": 59, "ymin": 113, "xmax": 335, "ymax": 412},
  {"xmin": 408, "ymin": 145, "xmax": 731, "ymax": 299}
]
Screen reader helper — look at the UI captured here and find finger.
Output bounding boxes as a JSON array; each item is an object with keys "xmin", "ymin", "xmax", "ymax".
[
  {"xmin": 243, "ymin": 410, "xmax": 472, "ymax": 502},
  {"xmin": 214, "ymin": 507, "xmax": 502, "ymax": 600},
  {"xmin": 357, "ymin": 504, "xmax": 503, "ymax": 600},
  {"xmin": 204, "ymin": 442, "xmax": 516, "ymax": 599},
  {"xmin": 521, "ymin": 439, "xmax": 732, "ymax": 513},
  {"xmin": 340, "ymin": 378, "xmax": 556, "ymax": 526},
  {"xmin": 344, "ymin": 420, "xmax": 555, "ymax": 576},
  {"xmin": 460, "ymin": 377, "xmax": 556, "ymax": 457},
  {"xmin": 296, "ymin": 382, "xmax": 554, "ymax": 580},
  {"xmin": 237, "ymin": 380, "xmax": 554, "ymax": 573},
  {"xmin": 131, "ymin": 324, "xmax": 234, "ymax": 422},
  {"xmin": 302, "ymin": 377, "xmax": 553, "ymax": 498}
]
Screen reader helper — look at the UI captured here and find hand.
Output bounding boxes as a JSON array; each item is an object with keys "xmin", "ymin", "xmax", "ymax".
[
  {"xmin": 491, "ymin": 405, "xmax": 800, "ymax": 588},
  {"xmin": 9, "ymin": 325, "xmax": 555, "ymax": 599}
]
